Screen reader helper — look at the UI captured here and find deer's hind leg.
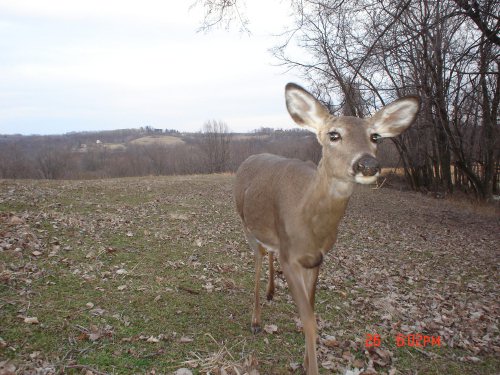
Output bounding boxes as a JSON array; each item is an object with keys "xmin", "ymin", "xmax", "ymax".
[
  {"xmin": 244, "ymin": 229, "xmax": 266, "ymax": 334},
  {"xmin": 266, "ymin": 251, "xmax": 275, "ymax": 301}
]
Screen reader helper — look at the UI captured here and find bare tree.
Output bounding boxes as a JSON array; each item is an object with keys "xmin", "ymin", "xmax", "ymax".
[
  {"xmin": 36, "ymin": 146, "xmax": 71, "ymax": 179},
  {"xmin": 0, "ymin": 142, "xmax": 35, "ymax": 178},
  {"xmin": 192, "ymin": 0, "xmax": 249, "ymax": 32},
  {"xmin": 452, "ymin": 0, "xmax": 500, "ymax": 46},
  {"xmin": 195, "ymin": 0, "xmax": 500, "ymax": 200},
  {"xmin": 199, "ymin": 120, "xmax": 232, "ymax": 173}
]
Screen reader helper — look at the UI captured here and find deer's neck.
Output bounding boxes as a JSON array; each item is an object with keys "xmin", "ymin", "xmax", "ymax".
[
  {"xmin": 310, "ymin": 157, "xmax": 354, "ymax": 203},
  {"xmin": 301, "ymin": 158, "xmax": 353, "ymax": 244}
]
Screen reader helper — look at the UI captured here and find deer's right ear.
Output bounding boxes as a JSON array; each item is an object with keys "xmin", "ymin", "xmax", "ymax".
[{"xmin": 285, "ymin": 83, "xmax": 330, "ymax": 134}]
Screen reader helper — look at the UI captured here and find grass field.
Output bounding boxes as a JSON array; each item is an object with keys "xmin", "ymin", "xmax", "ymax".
[{"xmin": 0, "ymin": 175, "xmax": 498, "ymax": 374}]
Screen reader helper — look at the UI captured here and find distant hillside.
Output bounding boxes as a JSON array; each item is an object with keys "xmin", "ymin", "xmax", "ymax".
[
  {"xmin": 0, "ymin": 127, "xmax": 183, "ymax": 145},
  {"xmin": 0, "ymin": 127, "xmax": 401, "ymax": 181}
]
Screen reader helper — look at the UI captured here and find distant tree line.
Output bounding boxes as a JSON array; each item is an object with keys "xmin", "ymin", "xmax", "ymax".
[{"xmin": 0, "ymin": 121, "xmax": 402, "ymax": 181}]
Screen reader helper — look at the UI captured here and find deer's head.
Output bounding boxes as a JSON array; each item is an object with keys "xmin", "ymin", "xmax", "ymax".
[{"xmin": 285, "ymin": 83, "xmax": 420, "ymax": 184}]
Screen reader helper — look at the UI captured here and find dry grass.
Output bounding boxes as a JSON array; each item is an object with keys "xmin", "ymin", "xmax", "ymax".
[
  {"xmin": 101, "ymin": 143, "xmax": 127, "ymax": 151},
  {"xmin": 129, "ymin": 136, "xmax": 185, "ymax": 146},
  {"xmin": 231, "ymin": 135, "xmax": 271, "ymax": 141}
]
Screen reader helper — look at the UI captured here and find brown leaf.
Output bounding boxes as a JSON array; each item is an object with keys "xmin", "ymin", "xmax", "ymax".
[
  {"xmin": 359, "ymin": 369, "xmax": 377, "ymax": 375},
  {"xmin": 0, "ymin": 360, "xmax": 16, "ymax": 375},
  {"xmin": 173, "ymin": 369, "xmax": 193, "ymax": 375},
  {"xmin": 29, "ymin": 351, "xmax": 41, "ymax": 359},
  {"xmin": 342, "ymin": 350, "xmax": 354, "ymax": 362},
  {"xmin": 88, "ymin": 332, "xmax": 101, "ymax": 342},
  {"xmin": 263, "ymin": 324, "xmax": 278, "ymax": 334},
  {"xmin": 321, "ymin": 361, "xmax": 336, "ymax": 370},
  {"xmin": 322, "ymin": 336, "xmax": 340, "ymax": 348},
  {"xmin": 352, "ymin": 359, "xmax": 365, "ymax": 368},
  {"xmin": 8, "ymin": 216, "xmax": 24, "ymax": 225},
  {"xmin": 89, "ymin": 308, "xmax": 105, "ymax": 316},
  {"xmin": 24, "ymin": 316, "xmax": 39, "ymax": 324},
  {"xmin": 289, "ymin": 363, "xmax": 301, "ymax": 371},
  {"xmin": 459, "ymin": 356, "xmax": 481, "ymax": 363}
]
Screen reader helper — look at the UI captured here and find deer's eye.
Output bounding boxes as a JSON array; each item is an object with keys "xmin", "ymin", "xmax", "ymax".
[
  {"xmin": 370, "ymin": 133, "xmax": 381, "ymax": 143},
  {"xmin": 329, "ymin": 131, "xmax": 341, "ymax": 142}
]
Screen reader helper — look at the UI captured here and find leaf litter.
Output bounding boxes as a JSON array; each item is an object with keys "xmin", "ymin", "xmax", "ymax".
[{"xmin": 0, "ymin": 177, "xmax": 498, "ymax": 374}]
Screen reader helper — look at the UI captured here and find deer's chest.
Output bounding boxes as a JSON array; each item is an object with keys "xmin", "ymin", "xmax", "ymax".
[{"xmin": 305, "ymin": 201, "xmax": 348, "ymax": 252}]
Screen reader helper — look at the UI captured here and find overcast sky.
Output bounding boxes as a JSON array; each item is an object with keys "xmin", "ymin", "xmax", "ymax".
[{"xmin": 0, "ymin": 1, "xmax": 303, "ymax": 135}]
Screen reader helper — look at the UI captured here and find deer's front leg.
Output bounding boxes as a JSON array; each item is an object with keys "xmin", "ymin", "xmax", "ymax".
[
  {"xmin": 302, "ymin": 265, "xmax": 320, "ymax": 370},
  {"xmin": 281, "ymin": 261, "xmax": 319, "ymax": 375},
  {"xmin": 305, "ymin": 266, "xmax": 320, "ymax": 309}
]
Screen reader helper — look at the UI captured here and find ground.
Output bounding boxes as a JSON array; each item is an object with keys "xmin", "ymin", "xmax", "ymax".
[{"xmin": 0, "ymin": 175, "xmax": 498, "ymax": 374}]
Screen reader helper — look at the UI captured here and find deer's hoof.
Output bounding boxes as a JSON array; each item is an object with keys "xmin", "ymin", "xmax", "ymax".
[{"xmin": 251, "ymin": 323, "xmax": 261, "ymax": 334}]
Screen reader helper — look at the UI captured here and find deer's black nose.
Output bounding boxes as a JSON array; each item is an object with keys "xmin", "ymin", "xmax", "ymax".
[{"xmin": 353, "ymin": 155, "xmax": 380, "ymax": 177}]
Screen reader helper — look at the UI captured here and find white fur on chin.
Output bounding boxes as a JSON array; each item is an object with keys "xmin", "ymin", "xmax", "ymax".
[{"xmin": 354, "ymin": 174, "xmax": 379, "ymax": 184}]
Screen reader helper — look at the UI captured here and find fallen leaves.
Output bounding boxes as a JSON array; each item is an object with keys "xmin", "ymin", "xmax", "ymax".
[
  {"xmin": 7, "ymin": 215, "xmax": 24, "ymax": 225},
  {"xmin": 263, "ymin": 324, "xmax": 278, "ymax": 334},
  {"xmin": 174, "ymin": 368, "xmax": 193, "ymax": 375},
  {"xmin": 89, "ymin": 307, "xmax": 106, "ymax": 316},
  {"xmin": 146, "ymin": 336, "xmax": 160, "ymax": 343},
  {"xmin": 203, "ymin": 281, "xmax": 214, "ymax": 293},
  {"xmin": 75, "ymin": 324, "xmax": 114, "ymax": 342},
  {"xmin": 458, "ymin": 355, "xmax": 481, "ymax": 363},
  {"xmin": 365, "ymin": 347, "xmax": 393, "ymax": 367},
  {"xmin": 0, "ymin": 360, "xmax": 16, "ymax": 375},
  {"xmin": 23, "ymin": 316, "xmax": 39, "ymax": 325},
  {"xmin": 322, "ymin": 335, "xmax": 340, "ymax": 348},
  {"xmin": 1, "ymin": 176, "xmax": 498, "ymax": 374},
  {"xmin": 315, "ymin": 186, "xmax": 500, "ymax": 366}
]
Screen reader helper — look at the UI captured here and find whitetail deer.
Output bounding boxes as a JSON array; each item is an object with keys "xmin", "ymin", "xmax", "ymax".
[{"xmin": 234, "ymin": 83, "xmax": 420, "ymax": 374}]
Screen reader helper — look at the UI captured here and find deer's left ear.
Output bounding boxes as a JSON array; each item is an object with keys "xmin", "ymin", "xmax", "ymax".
[{"xmin": 371, "ymin": 96, "xmax": 420, "ymax": 137}]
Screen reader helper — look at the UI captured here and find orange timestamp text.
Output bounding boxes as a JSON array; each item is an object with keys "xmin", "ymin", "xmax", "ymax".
[{"xmin": 365, "ymin": 333, "xmax": 441, "ymax": 348}]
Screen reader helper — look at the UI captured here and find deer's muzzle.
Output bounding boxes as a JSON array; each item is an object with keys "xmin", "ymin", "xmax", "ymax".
[{"xmin": 354, "ymin": 155, "xmax": 380, "ymax": 177}]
